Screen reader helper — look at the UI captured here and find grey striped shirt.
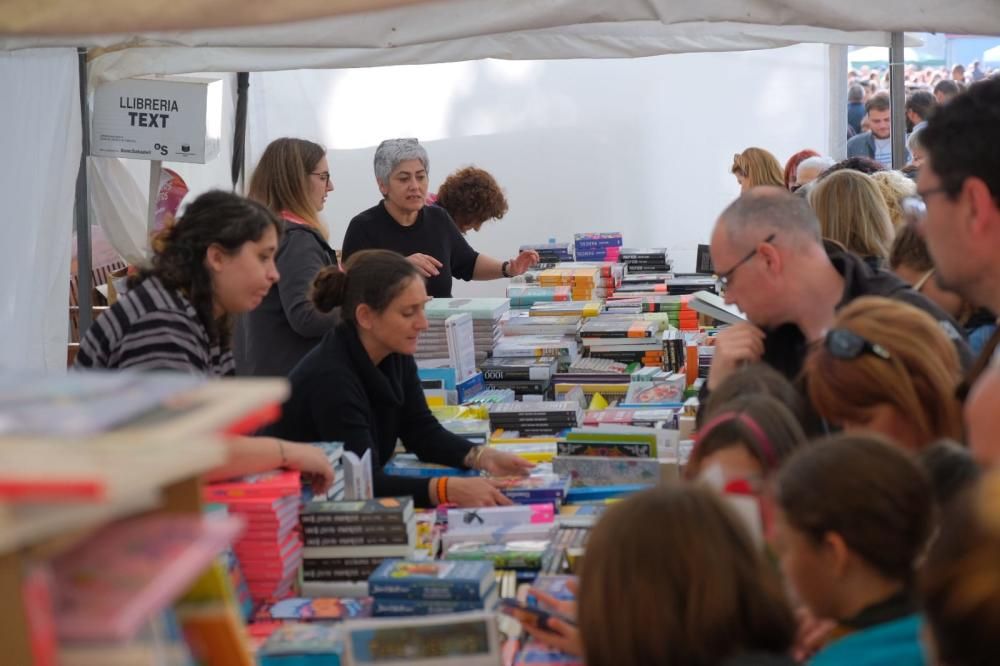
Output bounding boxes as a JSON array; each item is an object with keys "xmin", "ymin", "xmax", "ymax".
[{"xmin": 75, "ymin": 276, "xmax": 235, "ymax": 376}]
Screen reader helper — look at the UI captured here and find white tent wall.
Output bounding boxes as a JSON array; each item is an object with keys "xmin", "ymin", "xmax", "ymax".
[
  {"xmin": 0, "ymin": 48, "xmax": 80, "ymax": 371},
  {"xmin": 89, "ymin": 73, "xmax": 239, "ymax": 264},
  {"xmin": 247, "ymin": 43, "xmax": 832, "ymax": 297}
]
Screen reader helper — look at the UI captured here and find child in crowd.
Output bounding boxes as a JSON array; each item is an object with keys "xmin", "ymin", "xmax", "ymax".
[
  {"xmin": 525, "ymin": 485, "xmax": 798, "ymax": 666},
  {"xmin": 686, "ymin": 394, "xmax": 807, "ymax": 484},
  {"xmin": 804, "ymin": 296, "xmax": 964, "ymax": 451},
  {"xmin": 774, "ymin": 434, "xmax": 933, "ymax": 665}
]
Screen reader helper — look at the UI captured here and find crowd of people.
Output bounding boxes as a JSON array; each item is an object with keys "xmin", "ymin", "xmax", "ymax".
[{"xmin": 70, "ymin": 67, "xmax": 1000, "ymax": 665}]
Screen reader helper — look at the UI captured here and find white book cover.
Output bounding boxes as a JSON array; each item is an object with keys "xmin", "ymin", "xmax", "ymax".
[
  {"xmin": 688, "ymin": 290, "xmax": 746, "ymax": 325},
  {"xmin": 342, "ymin": 449, "xmax": 373, "ymax": 500},
  {"xmin": 343, "ymin": 611, "xmax": 501, "ymax": 666}
]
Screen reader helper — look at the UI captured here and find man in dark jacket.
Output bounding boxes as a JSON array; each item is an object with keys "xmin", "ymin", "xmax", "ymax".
[
  {"xmin": 846, "ymin": 84, "xmax": 866, "ymax": 135},
  {"xmin": 846, "ymin": 92, "xmax": 908, "ymax": 167},
  {"xmin": 705, "ymin": 188, "xmax": 970, "ymax": 399}
]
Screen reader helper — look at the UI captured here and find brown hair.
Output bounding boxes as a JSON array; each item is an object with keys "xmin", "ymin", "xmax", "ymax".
[
  {"xmin": 921, "ymin": 473, "xmax": 1000, "ymax": 666},
  {"xmin": 777, "ymin": 434, "xmax": 933, "ymax": 583},
  {"xmin": 809, "ymin": 170, "xmax": 895, "ymax": 260},
  {"xmin": 699, "ymin": 363, "xmax": 805, "ymax": 428},
  {"xmin": 805, "ymin": 296, "xmax": 963, "ymax": 450},
  {"xmin": 866, "ymin": 91, "xmax": 892, "ymax": 114},
  {"xmin": 248, "ymin": 137, "xmax": 329, "ymax": 239},
  {"xmin": 435, "ymin": 166, "xmax": 508, "ymax": 231},
  {"xmin": 871, "ymin": 170, "xmax": 917, "ymax": 229},
  {"xmin": 687, "ymin": 394, "xmax": 807, "ymax": 479},
  {"xmin": 578, "ymin": 485, "xmax": 796, "ymax": 666},
  {"xmin": 731, "ymin": 147, "xmax": 785, "ymax": 189},
  {"xmin": 889, "ymin": 222, "xmax": 934, "ymax": 272},
  {"xmin": 311, "ymin": 249, "xmax": 421, "ymax": 324}
]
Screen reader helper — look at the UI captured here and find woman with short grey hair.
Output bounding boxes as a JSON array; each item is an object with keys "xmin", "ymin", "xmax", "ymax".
[{"xmin": 342, "ymin": 137, "xmax": 538, "ymax": 298}]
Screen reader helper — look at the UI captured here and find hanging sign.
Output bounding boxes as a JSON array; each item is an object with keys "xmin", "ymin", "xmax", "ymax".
[{"xmin": 91, "ymin": 76, "xmax": 223, "ymax": 164}]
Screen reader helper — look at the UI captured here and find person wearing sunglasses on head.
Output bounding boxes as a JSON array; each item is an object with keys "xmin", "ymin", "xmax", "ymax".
[
  {"xmin": 704, "ymin": 188, "xmax": 970, "ymax": 433},
  {"xmin": 237, "ymin": 138, "xmax": 340, "ymax": 377},
  {"xmin": 804, "ymin": 296, "xmax": 964, "ymax": 452}
]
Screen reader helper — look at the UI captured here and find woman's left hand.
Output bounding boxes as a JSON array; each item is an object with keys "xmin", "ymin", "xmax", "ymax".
[
  {"xmin": 508, "ymin": 250, "xmax": 540, "ymax": 276},
  {"xmin": 477, "ymin": 447, "xmax": 534, "ymax": 477}
]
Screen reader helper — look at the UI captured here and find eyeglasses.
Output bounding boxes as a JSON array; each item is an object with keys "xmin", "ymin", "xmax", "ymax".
[
  {"xmin": 825, "ymin": 328, "xmax": 891, "ymax": 361},
  {"xmin": 715, "ymin": 233, "xmax": 776, "ymax": 290},
  {"xmin": 311, "ymin": 171, "xmax": 331, "ymax": 184},
  {"xmin": 900, "ymin": 188, "xmax": 948, "ymax": 226}
]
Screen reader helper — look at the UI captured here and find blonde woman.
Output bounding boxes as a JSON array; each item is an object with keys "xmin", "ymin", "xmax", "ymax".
[
  {"xmin": 809, "ymin": 169, "xmax": 894, "ymax": 267},
  {"xmin": 239, "ymin": 138, "xmax": 340, "ymax": 376},
  {"xmin": 871, "ymin": 170, "xmax": 917, "ymax": 228},
  {"xmin": 731, "ymin": 147, "xmax": 785, "ymax": 192}
]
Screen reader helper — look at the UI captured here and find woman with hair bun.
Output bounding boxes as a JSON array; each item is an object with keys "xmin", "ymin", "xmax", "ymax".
[
  {"xmin": 240, "ymin": 137, "xmax": 340, "ymax": 377},
  {"xmin": 267, "ymin": 249, "xmax": 533, "ymax": 507},
  {"xmin": 75, "ymin": 190, "xmax": 335, "ymax": 489}
]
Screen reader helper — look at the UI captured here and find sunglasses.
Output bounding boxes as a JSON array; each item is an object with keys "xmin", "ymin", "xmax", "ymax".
[{"xmin": 825, "ymin": 328, "xmax": 891, "ymax": 361}]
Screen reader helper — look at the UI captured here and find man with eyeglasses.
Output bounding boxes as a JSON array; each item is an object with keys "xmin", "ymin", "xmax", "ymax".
[{"xmin": 704, "ymin": 188, "xmax": 969, "ymax": 426}]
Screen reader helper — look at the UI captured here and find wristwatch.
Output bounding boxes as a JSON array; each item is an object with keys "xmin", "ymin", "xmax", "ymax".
[{"xmin": 501, "ymin": 260, "xmax": 511, "ymax": 278}]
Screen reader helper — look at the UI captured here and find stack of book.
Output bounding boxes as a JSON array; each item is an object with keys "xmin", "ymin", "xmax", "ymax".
[
  {"xmin": 501, "ymin": 311, "xmax": 583, "ymax": 339},
  {"xmin": 618, "ymin": 247, "xmax": 672, "ymax": 274},
  {"xmin": 493, "ymin": 473, "xmax": 572, "ymax": 506},
  {"xmin": 573, "ymin": 232, "xmax": 622, "ymax": 262},
  {"xmin": 442, "ymin": 505, "xmax": 556, "ymax": 550},
  {"xmin": 553, "ymin": 427, "xmax": 666, "ymax": 488},
  {"xmin": 205, "ymin": 471, "xmax": 304, "ymax": 603},
  {"xmin": 488, "ymin": 401, "xmax": 582, "ymax": 437},
  {"xmin": 521, "ymin": 241, "xmax": 574, "ymax": 265},
  {"xmin": 383, "ymin": 452, "xmax": 479, "ymax": 479},
  {"xmin": 480, "ymin": 355, "xmax": 558, "ymax": 399},
  {"xmin": 528, "ymin": 301, "xmax": 602, "ymax": 319},
  {"xmin": 536, "ymin": 267, "xmax": 605, "ymax": 301},
  {"xmin": 665, "ymin": 274, "xmax": 721, "ymax": 295},
  {"xmin": 300, "ymin": 497, "xmax": 416, "ymax": 598},
  {"xmin": 506, "ymin": 285, "xmax": 572, "ymax": 308},
  {"xmin": 258, "ymin": 622, "xmax": 345, "ymax": 666},
  {"xmin": 582, "ymin": 407, "xmax": 678, "ymax": 428},
  {"xmin": 605, "ymin": 294, "xmax": 700, "ymax": 329},
  {"xmin": 367, "ymin": 559, "xmax": 498, "ymax": 616},
  {"xmin": 580, "ymin": 317, "xmax": 663, "ymax": 367},
  {"xmin": 417, "ymin": 298, "xmax": 510, "ymax": 365}
]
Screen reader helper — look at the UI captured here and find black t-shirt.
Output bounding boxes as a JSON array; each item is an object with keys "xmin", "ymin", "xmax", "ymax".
[{"xmin": 341, "ymin": 201, "xmax": 479, "ymax": 298}]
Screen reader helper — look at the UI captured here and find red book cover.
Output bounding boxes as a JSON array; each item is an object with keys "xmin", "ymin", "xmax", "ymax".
[{"xmin": 204, "ymin": 471, "xmax": 300, "ymax": 501}]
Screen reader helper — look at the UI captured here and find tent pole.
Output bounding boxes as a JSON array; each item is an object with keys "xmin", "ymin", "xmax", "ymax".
[
  {"xmin": 74, "ymin": 47, "xmax": 93, "ymax": 338},
  {"xmin": 889, "ymin": 32, "xmax": 906, "ymax": 168},
  {"xmin": 828, "ymin": 44, "xmax": 848, "ymax": 159},
  {"xmin": 232, "ymin": 72, "xmax": 249, "ymax": 191}
]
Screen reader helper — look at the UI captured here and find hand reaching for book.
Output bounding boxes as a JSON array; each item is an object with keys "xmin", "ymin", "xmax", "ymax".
[
  {"xmin": 521, "ymin": 580, "xmax": 583, "ymax": 657},
  {"xmin": 509, "ymin": 250, "xmax": 540, "ymax": 276},
  {"xmin": 707, "ymin": 322, "xmax": 766, "ymax": 390},
  {"xmin": 477, "ymin": 447, "xmax": 534, "ymax": 477},
  {"xmin": 282, "ymin": 441, "xmax": 335, "ymax": 493},
  {"xmin": 442, "ymin": 477, "xmax": 514, "ymax": 507}
]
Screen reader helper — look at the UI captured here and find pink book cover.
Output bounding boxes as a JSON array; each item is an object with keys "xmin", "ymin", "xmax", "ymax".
[
  {"xmin": 204, "ymin": 471, "xmax": 301, "ymax": 501},
  {"xmin": 54, "ymin": 515, "xmax": 244, "ymax": 641},
  {"xmin": 222, "ymin": 494, "xmax": 301, "ymax": 514}
]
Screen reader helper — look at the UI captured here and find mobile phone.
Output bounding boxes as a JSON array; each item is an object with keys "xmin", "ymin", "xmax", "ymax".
[{"xmin": 499, "ymin": 598, "xmax": 576, "ymax": 631}]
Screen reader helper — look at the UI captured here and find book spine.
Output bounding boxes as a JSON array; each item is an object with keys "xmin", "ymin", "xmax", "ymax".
[
  {"xmin": 301, "ymin": 523, "xmax": 409, "ymax": 537},
  {"xmin": 372, "ymin": 598, "xmax": 488, "ymax": 616},
  {"xmin": 304, "ymin": 533, "xmax": 411, "ymax": 547},
  {"xmin": 367, "ymin": 580, "xmax": 483, "ymax": 601},
  {"xmin": 300, "ymin": 513, "xmax": 408, "ymax": 525}
]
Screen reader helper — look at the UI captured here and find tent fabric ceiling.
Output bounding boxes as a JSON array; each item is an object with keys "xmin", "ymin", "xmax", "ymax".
[
  {"xmin": 1, "ymin": 0, "xmax": 994, "ymax": 81},
  {"xmin": 0, "ymin": 0, "xmax": 429, "ymax": 36}
]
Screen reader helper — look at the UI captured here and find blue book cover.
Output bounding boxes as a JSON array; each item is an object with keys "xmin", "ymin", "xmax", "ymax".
[
  {"xmin": 383, "ymin": 454, "xmax": 478, "ymax": 479},
  {"xmin": 497, "ymin": 475, "xmax": 570, "ymax": 503},
  {"xmin": 259, "ymin": 622, "xmax": 344, "ymax": 661},
  {"xmin": 372, "ymin": 586, "xmax": 497, "ymax": 617},
  {"xmin": 565, "ymin": 484, "xmax": 648, "ymax": 502},
  {"xmin": 368, "ymin": 560, "xmax": 495, "ymax": 601}
]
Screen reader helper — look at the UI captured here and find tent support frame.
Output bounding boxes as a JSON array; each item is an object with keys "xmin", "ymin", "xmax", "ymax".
[
  {"xmin": 889, "ymin": 31, "xmax": 907, "ymax": 168},
  {"xmin": 74, "ymin": 46, "xmax": 93, "ymax": 339}
]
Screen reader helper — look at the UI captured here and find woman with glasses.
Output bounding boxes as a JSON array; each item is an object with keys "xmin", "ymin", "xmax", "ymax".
[
  {"xmin": 341, "ymin": 138, "xmax": 539, "ymax": 298},
  {"xmin": 804, "ymin": 296, "xmax": 963, "ymax": 452},
  {"xmin": 238, "ymin": 138, "xmax": 341, "ymax": 376}
]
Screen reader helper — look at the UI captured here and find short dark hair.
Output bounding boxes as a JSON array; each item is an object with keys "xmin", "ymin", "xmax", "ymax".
[
  {"xmin": 934, "ymin": 79, "xmax": 960, "ymax": 98},
  {"xmin": 777, "ymin": 434, "xmax": 933, "ymax": 583},
  {"xmin": 818, "ymin": 156, "xmax": 886, "ymax": 179},
  {"xmin": 865, "ymin": 92, "xmax": 891, "ymax": 114},
  {"xmin": 311, "ymin": 249, "xmax": 421, "ymax": 324},
  {"xmin": 921, "ymin": 77, "xmax": 1000, "ymax": 208},
  {"xmin": 848, "ymin": 84, "xmax": 865, "ymax": 103},
  {"xmin": 889, "ymin": 222, "xmax": 934, "ymax": 272},
  {"xmin": 918, "ymin": 440, "xmax": 981, "ymax": 508},
  {"xmin": 138, "ymin": 190, "xmax": 281, "ymax": 346},
  {"xmin": 698, "ymin": 363, "xmax": 805, "ymax": 428},
  {"xmin": 905, "ymin": 90, "xmax": 937, "ymax": 121}
]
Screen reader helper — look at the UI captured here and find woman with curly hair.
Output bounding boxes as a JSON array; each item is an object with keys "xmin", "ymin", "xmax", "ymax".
[
  {"xmin": 75, "ymin": 190, "xmax": 335, "ymax": 489},
  {"xmin": 433, "ymin": 166, "xmax": 509, "ymax": 233}
]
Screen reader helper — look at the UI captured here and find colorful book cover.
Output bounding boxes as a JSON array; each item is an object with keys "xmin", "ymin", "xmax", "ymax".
[
  {"xmin": 259, "ymin": 622, "xmax": 344, "ymax": 659},
  {"xmin": 204, "ymin": 471, "xmax": 301, "ymax": 501},
  {"xmin": 552, "ymin": 456, "xmax": 662, "ymax": 487},
  {"xmin": 556, "ymin": 441, "xmax": 655, "ymax": 458},
  {"xmin": 514, "ymin": 639, "xmax": 584, "ymax": 665},
  {"xmin": 622, "ymin": 381, "xmax": 685, "ymax": 406},
  {"xmin": 256, "ymin": 597, "xmax": 373, "ymax": 622},
  {"xmin": 444, "ymin": 542, "xmax": 549, "ymax": 570},
  {"xmin": 530, "ymin": 575, "xmax": 578, "ymax": 603},
  {"xmin": 368, "ymin": 560, "xmax": 495, "ymax": 601},
  {"xmin": 54, "ymin": 515, "xmax": 243, "ymax": 641}
]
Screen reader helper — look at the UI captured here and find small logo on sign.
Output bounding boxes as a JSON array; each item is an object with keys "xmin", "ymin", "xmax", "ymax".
[{"xmin": 180, "ymin": 144, "xmax": 191, "ymax": 152}]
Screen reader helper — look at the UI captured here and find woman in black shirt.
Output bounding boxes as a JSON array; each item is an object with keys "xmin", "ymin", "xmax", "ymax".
[
  {"xmin": 267, "ymin": 249, "xmax": 532, "ymax": 506},
  {"xmin": 341, "ymin": 138, "xmax": 539, "ymax": 298}
]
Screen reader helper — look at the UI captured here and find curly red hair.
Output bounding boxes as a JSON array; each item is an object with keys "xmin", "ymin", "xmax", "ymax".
[{"xmin": 435, "ymin": 167, "xmax": 508, "ymax": 231}]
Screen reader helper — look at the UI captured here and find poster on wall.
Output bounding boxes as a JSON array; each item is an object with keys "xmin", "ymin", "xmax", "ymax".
[{"xmin": 91, "ymin": 76, "xmax": 222, "ymax": 164}]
